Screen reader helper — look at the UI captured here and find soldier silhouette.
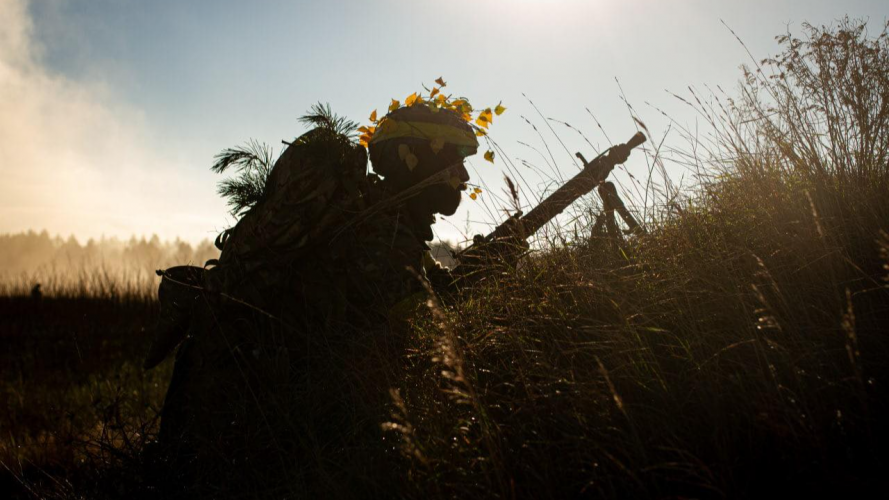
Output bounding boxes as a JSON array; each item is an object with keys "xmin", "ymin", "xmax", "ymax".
[{"xmin": 145, "ymin": 102, "xmax": 478, "ymax": 497}]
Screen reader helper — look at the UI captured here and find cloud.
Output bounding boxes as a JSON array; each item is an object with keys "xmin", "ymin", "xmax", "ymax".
[{"xmin": 0, "ymin": 0, "xmax": 223, "ymax": 243}]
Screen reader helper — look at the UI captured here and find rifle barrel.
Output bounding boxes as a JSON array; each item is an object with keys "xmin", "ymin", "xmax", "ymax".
[{"xmin": 502, "ymin": 132, "xmax": 646, "ymax": 239}]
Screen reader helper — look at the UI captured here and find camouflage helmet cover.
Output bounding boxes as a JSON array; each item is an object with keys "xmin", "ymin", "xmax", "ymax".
[{"xmin": 367, "ymin": 105, "xmax": 478, "ymax": 179}]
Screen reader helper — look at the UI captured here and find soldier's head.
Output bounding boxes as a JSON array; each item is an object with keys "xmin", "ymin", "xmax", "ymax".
[{"xmin": 368, "ymin": 105, "xmax": 477, "ymax": 218}]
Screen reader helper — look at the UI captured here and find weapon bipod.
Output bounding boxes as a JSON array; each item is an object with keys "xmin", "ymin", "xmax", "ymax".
[{"xmin": 591, "ymin": 181, "xmax": 645, "ymax": 242}]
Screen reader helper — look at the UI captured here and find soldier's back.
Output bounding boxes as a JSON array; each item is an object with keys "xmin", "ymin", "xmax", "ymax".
[{"xmin": 154, "ymin": 193, "xmax": 429, "ymax": 498}]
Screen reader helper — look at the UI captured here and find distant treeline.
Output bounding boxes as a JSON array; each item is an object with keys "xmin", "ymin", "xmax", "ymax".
[
  {"xmin": 0, "ymin": 230, "xmax": 219, "ymax": 277},
  {"xmin": 0, "ymin": 230, "xmax": 457, "ymax": 295}
]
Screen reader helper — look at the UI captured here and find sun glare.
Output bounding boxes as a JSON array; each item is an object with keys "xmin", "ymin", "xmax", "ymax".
[{"xmin": 497, "ymin": 0, "xmax": 615, "ymax": 28}]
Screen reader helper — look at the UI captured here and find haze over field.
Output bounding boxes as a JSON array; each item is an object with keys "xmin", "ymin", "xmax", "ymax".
[{"xmin": 1, "ymin": 0, "xmax": 887, "ymax": 246}]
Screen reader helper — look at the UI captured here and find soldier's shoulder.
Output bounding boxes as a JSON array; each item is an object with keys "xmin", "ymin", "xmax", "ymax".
[{"xmin": 352, "ymin": 208, "xmax": 427, "ymax": 252}]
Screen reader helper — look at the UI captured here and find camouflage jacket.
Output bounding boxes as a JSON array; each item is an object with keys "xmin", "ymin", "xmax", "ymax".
[
  {"xmin": 144, "ymin": 131, "xmax": 460, "ymax": 495},
  {"xmin": 145, "ymin": 129, "xmax": 454, "ymax": 370},
  {"xmin": 147, "ymin": 202, "xmax": 449, "ymax": 495},
  {"xmin": 211, "ymin": 197, "xmax": 440, "ymax": 328},
  {"xmin": 145, "ymin": 191, "xmax": 446, "ymax": 366}
]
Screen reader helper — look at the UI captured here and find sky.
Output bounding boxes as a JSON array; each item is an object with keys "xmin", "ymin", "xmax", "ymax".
[{"xmin": 1, "ymin": 0, "xmax": 887, "ymax": 245}]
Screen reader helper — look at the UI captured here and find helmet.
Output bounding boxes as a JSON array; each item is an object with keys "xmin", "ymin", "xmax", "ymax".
[{"xmin": 367, "ymin": 104, "xmax": 478, "ymax": 181}]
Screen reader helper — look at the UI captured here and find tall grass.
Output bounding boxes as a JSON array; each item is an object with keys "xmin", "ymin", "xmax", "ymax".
[
  {"xmin": 385, "ymin": 18, "xmax": 889, "ymax": 499},
  {"xmin": 0, "ymin": 266, "xmax": 163, "ymax": 498},
  {"xmin": 0, "ymin": 266, "xmax": 158, "ymax": 300}
]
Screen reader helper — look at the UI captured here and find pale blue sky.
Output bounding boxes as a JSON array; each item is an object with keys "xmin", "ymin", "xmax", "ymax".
[{"xmin": 2, "ymin": 0, "xmax": 887, "ymax": 244}]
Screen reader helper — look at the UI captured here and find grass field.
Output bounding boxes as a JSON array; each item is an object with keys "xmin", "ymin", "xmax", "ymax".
[
  {"xmin": 0, "ymin": 292, "xmax": 169, "ymax": 498},
  {"xmin": 2, "ymin": 19, "xmax": 889, "ymax": 499}
]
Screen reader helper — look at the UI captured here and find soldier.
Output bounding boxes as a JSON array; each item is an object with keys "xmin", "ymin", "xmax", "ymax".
[{"xmin": 148, "ymin": 103, "xmax": 478, "ymax": 497}]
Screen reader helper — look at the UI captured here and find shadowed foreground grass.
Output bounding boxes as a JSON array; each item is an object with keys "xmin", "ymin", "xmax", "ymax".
[
  {"xmin": 3, "ymin": 18, "xmax": 889, "ymax": 499},
  {"xmin": 0, "ymin": 294, "xmax": 169, "ymax": 498}
]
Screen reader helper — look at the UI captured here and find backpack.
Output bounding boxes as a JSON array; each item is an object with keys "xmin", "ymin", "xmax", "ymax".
[
  {"xmin": 146, "ymin": 127, "xmax": 374, "ymax": 369},
  {"xmin": 210, "ymin": 128, "xmax": 373, "ymax": 292}
]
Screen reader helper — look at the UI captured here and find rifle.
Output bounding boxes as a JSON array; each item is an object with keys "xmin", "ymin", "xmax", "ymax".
[{"xmin": 452, "ymin": 132, "xmax": 646, "ymax": 281}]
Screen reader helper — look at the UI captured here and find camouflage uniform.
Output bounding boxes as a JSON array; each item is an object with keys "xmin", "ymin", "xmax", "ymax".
[
  {"xmin": 149, "ymin": 108, "xmax": 475, "ymax": 496},
  {"xmin": 153, "ymin": 206, "xmax": 434, "ymax": 497}
]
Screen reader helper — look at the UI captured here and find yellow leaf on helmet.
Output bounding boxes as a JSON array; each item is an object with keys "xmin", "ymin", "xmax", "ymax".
[
  {"xmin": 430, "ymin": 137, "xmax": 445, "ymax": 154},
  {"xmin": 398, "ymin": 144, "xmax": 411, "ymax": 160},
  {"xmin": 476, "ymin": 108, "xmax": 493, "ymax": 129},
  {"xmin": 430, "ymin": 87, "xmax": 439, "ymax": 99},
  {"xmin": 469, "ymin": 192, "xmax": 478, "ymax": 200},
  {"xmin": 484, "ymin": 150, "xmax": 495, "ymax": 163},
  {"xmin": 435, "ymin": 77, "xmax": 446, "ymax": 87},
  {"xmin": 462, "ymin": 113, "xmax": 472, "ymax": 122},
  {"xmin": 494, "ymin": 102, "xmax": 507, "ymax": 116},
  {"xmin": 369, "ymin": 109, "xmax": 378, "ymax": 122},
  {"xmin": 405, "ymin": 153, "xmax": 419, "ymax": 171},
  {"xmin": 473, "ymin": 187, "xmax": 483, "ymax": 194},
  {"xmin": 389, "ymin": 99, "xmax": 400, "ymax": 113},
  {"xmin": 358, "ymin": 126, "xmax": 371, "ymax": 134},
  {"xmin": 435, "ymin": 93, "xmax": 446, "ymax": 105},
  {"xmin": 405, "ymin": 92, "xmax": 419, "ymax": 106},
  {"xmin": 476, "ymin": 128, "xmax": 487, "ymax": 137}
]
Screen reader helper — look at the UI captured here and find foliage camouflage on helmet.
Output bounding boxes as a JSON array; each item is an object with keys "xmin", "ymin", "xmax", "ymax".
[
  {"xmin": 367, "ymin": 104, "xmax": 478, "ymax": 180},
  {"xmin": 359, "ymin": 77, "xmax": 506, "ymax": 166}
]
